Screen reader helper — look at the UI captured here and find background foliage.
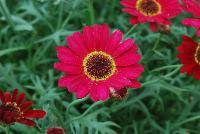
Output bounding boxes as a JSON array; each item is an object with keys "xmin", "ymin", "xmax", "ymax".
[{"xmin": 0, "ymin": 0, "xmax": 200, "ymax": 134}]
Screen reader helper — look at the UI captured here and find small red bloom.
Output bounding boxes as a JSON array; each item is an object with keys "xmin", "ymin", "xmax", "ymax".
[
  {"xmin": 0, "ymin": 89, "xmax": 46, "ymax": 126},
  {"xmin": 182, "ymin": 0, "xmax": 200, "ymax": 37},
  {"xmin": 54, "ymin": 24, "xmax": 144, "ymax": 101},
  {"xmin": 110, "ymin": 87, "xmax": 128, "ymax": 100},
  {"xmin": 120, "ymin": 0, "xmax": 181, "ymax": 32},
  {"xmin": 46, "ymin": 127, "xmax": 66, "ymax": 134},
  {"xmin": 177, "ymin": 36, "xmax": 200, "ymax": 80}
]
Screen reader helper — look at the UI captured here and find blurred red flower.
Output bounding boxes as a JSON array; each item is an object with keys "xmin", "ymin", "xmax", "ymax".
[
  {"xmin": 0, "ymin": 89, "xmax": 46, "ymax": 126},
  {"xmin": 110, "ymin": 87, "xmax": 128, "ymax": 100},
  {"xmin": 120, "ymin": 0, "xmax": 181, "ymax": 32},
  {"xmin": 182, "ymin": 0, "xmax": 200, "ymax": 37},
  {"xmin": 54, "ymin": 24, "xmax": 144, "ymax": 101},
  {"xmin": 46, "ymin": 127, "xmax": 66, "ymax": 134},
  {"xmin": 177, "ymin": 36, "xmax": 200, "ymax": 80}
]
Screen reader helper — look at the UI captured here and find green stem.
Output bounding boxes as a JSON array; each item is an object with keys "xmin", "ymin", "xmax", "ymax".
[
  {"xmin": 124, "ymin": 25, "xmax": 137, "ymax": 38},
  {"xmin": 67, "ymin": 96, "xmax": 89, "ymax": 115},
  {"xmin": 56, "ymin": 0, "xmax": 64, "ymax": 30},
  {"xmin": 142, "ymin": 79, "xmax": 159, "ymax": 87},
  {"xmin": 143, "ymin": 34, "xmax": 162, "ymax": 60},
  {"xmin": 152, "ymin": 34, "xmax": 162, "ymax": 51},
  {"xmin": 61, "ymin": 12, "xmax": 72, "ymax": 28},
  {"xmin": 61, "ymin": 0, "xmax": 79, "ymax": 28},
  {"xmin": 88, "ymin": 0, "xmax": 94, "ymax": 25},
  {"xmin": 67, "ymin": 101, "xmax": 103, "ymax": 124},
  {"xmin": 0, "ymin": 0, "xmax": 15, "ymax": 29},
  {"xmin": 5, "ymin": 126, "xmax": 9, "ymax": 134},
  {"xmin": 150, "ymin": 64, "xmax": 182, "ymax": 72}
]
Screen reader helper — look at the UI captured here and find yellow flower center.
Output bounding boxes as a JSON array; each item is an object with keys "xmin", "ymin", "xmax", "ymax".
[
  {"xmin": 83, "ymin": 51, "xmax": 116, "ymax": 81},
  {"xmin": 194, "ymin": 46, "xmax": 200, "ymax": 65},
  {"xmin": 136, "ymin": 0, "xmax": 161, "ymax": 16}
]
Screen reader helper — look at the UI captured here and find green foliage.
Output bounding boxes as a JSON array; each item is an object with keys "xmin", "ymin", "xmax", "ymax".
[{"xmin": 0, "ymin": 0, "xmax": 200, "ymax": 134}]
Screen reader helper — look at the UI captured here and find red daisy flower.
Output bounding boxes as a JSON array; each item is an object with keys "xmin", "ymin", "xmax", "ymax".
[
  {"xmin": 177, "ymin": 36, "xmax": 200, "ymax": 80},
  {"xmin": 46, "ymin": 127, "xmax": 66, "ymax": 134},
  {"xmin": 54, "ymin": 24, "xmax": 144, "ymax": 101},
  {"xmin": 0, "ymin": 89, "xmax": 46, "ymax": 126},
  {"xmin": 182, "ymin": 0, "xmax": 200, "ymax": 37},
  {"xmin": 120, "ymin": 0, "xmax": 181, "ymax": 32}
]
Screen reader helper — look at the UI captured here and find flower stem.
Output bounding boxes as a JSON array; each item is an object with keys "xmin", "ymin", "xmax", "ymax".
[
  {"xmin": 0, "ymin": 126, "xmax": 10, "ymax": 134},
  {"xmin": 67, "ymin": 96, "xmax": 89, "ymax": 115},
  {"xmin": 88, "ymin": 0, "xmax": 94, "ymax": 25},
  {"xmin": 0, "ymin": 0, "xmax": 15, "ymax": 29},
  {"xmin": 67, "ymin": 101, "xmax": 103, "ymax": 124},
  {"xmin": 152, "ymin": 34, "xmax": 162, "ymax": 51},
  {"xmin": 124, "ymin": 25, "xmax": 137, "ymax": 38},
  {"xmin": 5, "ymin": 126, "xmax": 10, "ymax": 134}
]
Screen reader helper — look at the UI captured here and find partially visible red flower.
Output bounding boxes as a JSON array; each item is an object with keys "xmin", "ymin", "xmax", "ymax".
[
  {"xmin": 181, "ymin": 0, "xmax": 200, "ymax": 37},
  {"xmin": 158, "ymin": 24, "xmax": 171, "ymax": 33},
  {"xmin": 120, "ymin": 0, "xmax": 181, "ymax": 32},
  {"xmin": 110, "ymin": 87, "xmax": 128, "ymax": 100},
  {"xmin": 46, "ymin": 127, "xmax": 66, "ymax": 134},
  {"xmin": 177, "ymin": 36, "xmax": 200, "ymax": 80},
  {"xmin": 54, "ymin": 24, "xmax": 144, "ymax": 102},
  {"xmin": 0, "ymin": 89, "xmax": 46, "ymax": 126}
]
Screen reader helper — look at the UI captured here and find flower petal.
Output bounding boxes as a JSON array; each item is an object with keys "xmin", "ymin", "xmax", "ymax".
[
  {"xmin": 4, "ymin": 92, "xmax": 11, "ymax": 103},
  {"xmin": 115, "ymin": 53, "xmax": 141, "ymax": 66},
  {"xmin": 56, "ymin": 46, "xmax": 82, "ymax": 66},
  {"xmin": 182, "ymin": 18, "xmax": 200, "ymax": 28},
  {"xmin": 76, "ymin": 79, "xmax": 91, "ymax": 99},
  {"xmin": 129, "ymin": 80, "xmax": 142, "ymax": 89},
  {"xmin": 95, "ymin": 84, "xmax": 109, "ymax": 101},
  {"xmin": 23, "ymin": 110, "xmax": 46, "ymax": 118},
  {"xmin": 16, "ymin": 118, "xmax": 36, "ymax": 126},
  {"xmin": 106, "ymin": 30, "xmax": 123, "ymax": 54},
  {"xmin": 118, "ymin": 64, "xmax": 144, "ymax": 79},
  {"xmin": 108, "ymin": 72, "xmax": 132, "ymax": 89},
  {"xmin": 150, "ymin": 22, "xmax": 158, "ymax": 32},
  {"xmin": 21, "ymin": 101, "xmax": 33, "ymax": 112},
  {"xmin": 194, "ymin": 68, "xmax": 200, "ymax": 80},
  {"xmin": 67, "ymin": 32, "xmax": 89, "ymax": 57},
  {"xmin": 112, "ymin": 39, "xmax": 138, "ymax": 58},
  {"xmin": 12, "ymin": 89, "xmax": 18, "ymax": 101},
  {"xmin": 16, "ymin": 93, "xmax": 26, "ymax": 105},
  {"xmin": 182, "ymin": 0, "xmax": 200, "ymax": 17},
  {"xmin": 196, "ymin": 29, "xmax": 200, "ymax": 37},
  {"xmin": 54, "ymin": 62, "xmax": 83, "ymax": 74}
]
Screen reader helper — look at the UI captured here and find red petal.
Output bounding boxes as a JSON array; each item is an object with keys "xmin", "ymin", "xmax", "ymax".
[
  {"xmin": 4, "ymin": 92, "xmax": 11, "ymax": 103},
  {"xmin": 115, "ymin": 53, "xmax": 141, "ymax": 66},
  {"xmin": 16, "ymin": 118, "xmax": 36, "ymax": 126},
  {"xmin": 194, "ymin": 68, "xmax": 200, "ymax": 80},
  {"xmin": 196, "ymin": 29, "xmax": 200, "ymax": 37},
  {"xmin": 0, "ymin": 106, "xmax": 3, "ymax": 118},
  {"xmin": 54, "ymin": 62, "xmax": 82, "ymax": 74},
  {"xmin": 3, "ymin": 111, "xmax": 17, "ymax": 124},
  {"xmin": 23, "ymin": 110, "xmax": 46, "ymax": 118},
  {"xmin": 21, "ymin": 101, "xmax": 33, "ymax": 112},
  {"xmin": 16, "ymin": 93, "xmax": 26, "ymax": 105},
  {"xmin": 106, "ymin": 30, "xmax": 123, "ymax": 54},
  {"xmin": 12, "ymin": 89, "xmax": 18, "ymax": 101},
  {"xmin": 129, "ymin": 80, "xmax": 142, "ymax": 89},
  {"xmin": 182, "ymin": 18, "xmax": 200, "ymax": 28},
  {"xmin": 129, "ymin": 17, "xmax": 139, "ymax": 25},
  {"xmin": 150, "ymin": 22, "xmax": 158, "ymax": 32},
  {"xmin": 112, "ymin": 39, "xmax": 137, "ymax": 58},
  {"xmin": 56, "ymin": 46, "xmax": 82, "ymax": 66},
  {"xmin": 46, "ymin": 127, "xmax": 66, "ymax": 134}
]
